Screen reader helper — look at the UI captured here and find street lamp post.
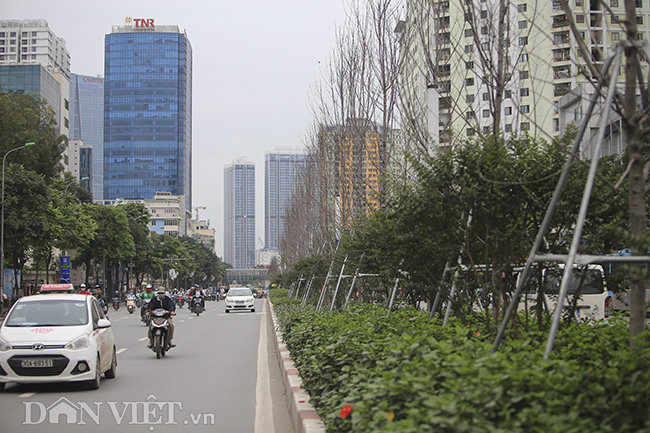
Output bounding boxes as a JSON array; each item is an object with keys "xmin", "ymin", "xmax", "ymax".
[{"xmin": 1, "ymin": 142, "xmax": 36, "ymax": 311}]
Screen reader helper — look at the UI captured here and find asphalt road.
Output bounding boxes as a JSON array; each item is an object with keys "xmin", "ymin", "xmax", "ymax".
[{"xmin": 0, "ymin": 297, "xmax": 295, "ymax": 433}]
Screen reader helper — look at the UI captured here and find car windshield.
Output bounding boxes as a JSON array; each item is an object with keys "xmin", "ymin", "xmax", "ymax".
[
  {"xmin": 228, "ymin": 289, "xmax": 252, "ymax": 297},
  {"xmin": 543, "ymin": 268, "xmax": 605, "ymax": 295},
  {"xmin": 4, "ymin": 300, "xmax": 89, "ymax": 327}
]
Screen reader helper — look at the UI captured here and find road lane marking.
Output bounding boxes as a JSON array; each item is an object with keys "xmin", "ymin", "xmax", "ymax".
[
  {"xmin": 255, "ymin": 300, "xmax": 274, "ymax": 433},
  {"xmin": 138, "ymin": 337, "xmax": 148, "ymax": 341},
  {"xmin": 19, "ymin": 392, "xmax": 35, "ymax": 398},
  {"xmin": 117, "ymin": 348, "xmax": 127, "ymax": 354}
]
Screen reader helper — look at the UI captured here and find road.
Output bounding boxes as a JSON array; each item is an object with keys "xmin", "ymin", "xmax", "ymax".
[{"xmin": 0, "ymin": 297, "xmax": 295, "ymax": 433}]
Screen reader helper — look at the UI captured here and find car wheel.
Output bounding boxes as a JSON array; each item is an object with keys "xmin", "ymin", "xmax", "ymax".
[
  {"xmin": 87, "ymin": 357, "xmax": 101, "ymax": 390},
  {"xmin": 0, "ymin": 382, "xmax": 5, "ymax": 391},
  {"xmin": 104, "ymin": 347, "xmax": 117, "ymax": 379},
  {"xmin": 251, "ymin": 309, "xmax": 256, "ymax": 313},
  {"xmin": 225, "ymin": 309, "xmax": 229, "ymax": 313}
]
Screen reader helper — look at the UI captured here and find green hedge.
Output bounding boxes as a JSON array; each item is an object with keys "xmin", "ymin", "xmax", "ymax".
[{"xmin": 270, "ymin": 290, "xmax": 650, "ymax": 433}]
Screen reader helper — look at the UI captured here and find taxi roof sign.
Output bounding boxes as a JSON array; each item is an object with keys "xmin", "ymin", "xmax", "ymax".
[{"xmin": 40, "ymin": 284, "xmax": 75, "ymax": 293}]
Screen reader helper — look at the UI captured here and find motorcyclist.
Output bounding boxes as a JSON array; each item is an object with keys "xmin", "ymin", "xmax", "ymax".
[
  {"xmin": 139, "ymin": 284, "xmax": 155, "ymax": 320},
  {"xmin": 78, "ymin": 283, "xmax": 91, "ymax": 295},
  {"xmin": 91, "ymin": 289, "xmax": 108, "ymax": 317},
  {"xmin": 95, "ymin": 285, "xmax": 108, "ymax": 305},
  {"xmin": 146, "ymin": 288, "xmax": 176, "ymax": 348},
  {"xmin": 190, "ymin": 286, "xmax": 205, "ymax": 312}
]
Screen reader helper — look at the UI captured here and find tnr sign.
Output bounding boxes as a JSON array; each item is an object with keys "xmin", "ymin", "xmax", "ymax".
[{"xmin": 134, "ymin": 18, "xmax": 155, "ymax": 28}]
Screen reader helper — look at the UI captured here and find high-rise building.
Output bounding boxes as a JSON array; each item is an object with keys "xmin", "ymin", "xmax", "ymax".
[
  {"xmin": 224, "ymin": 157, "xmax": 255, "ymax": 269},
  {"xmin": 0, "ymin": 20, "xmax": 70, "ymax": 77},
  {"xmin": 0, "ymin": 20, "xmax": 70, "ymax": 139},
  {"xmin": 103, "ymin": 19, "xmax": 192, "ymax": 211},
  {"xmin": 69, "ymin": 73, "xmax": 104, "ymax": 200},
  {"xmin": 397, "ymin": 0, "xmax": 647, "ymax": 155},
  {"xmin": 264, "ymin": 147, "xmax": 306, "ymax": 251}
]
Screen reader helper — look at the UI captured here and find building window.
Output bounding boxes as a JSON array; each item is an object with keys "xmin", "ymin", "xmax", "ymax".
[
  {"xmin": 521, "ymin": 87, "xmax": 529, "ymax": 96},
  {"xmin": 519, "ymin": 37, "xmax": 528, "ymax": 45},
  {"xmin": 505, "ymin": 89, "xmax": 512, "ymax": 98},
  {"xmin": 31, "ymin": 31, "xmax": 37, "ymax": 37},
  {"xmin": 519, "ymin": 20, "xmax": 528, "ymax": 29},
  {"xmin": 481, "ymin": 10, "xmax": 488, "ymax": 18},
  {"xmin": 612, "ymin": 15, "xmax": 619, "ymax": 23},
  {"xmin": 466, "ymin": 61, "xmax": 474, "ymax": 69},
  {"xmin": 467, "ymin": 128, "xmax": 475, "ymax": 136},
  {"xmin": 611, "ymin": 0, "xmax": 619, "ymax": 5},
  {"xmin": 466, "ymin": 77, "xmax": 475, "ymax": 86},
  {"xmin": 465, "ymin": 28, "xmax": 473, "ymax": 37},
  {"xmin": 637, "ymin": 16, "xmax": 644, "ymax": 24},
  {"xmin": 576, "ymin": 14, "xmax": 585, "ymax": 23},
  {"xmin": 521, "ymin": 105, "xmax": 530, "ymax": 113},
  {"xmin": 481, "ymin": 26, "xmax": 488, "ymax": 35},
  {"xmin": 482, "ymin": 92, "xmax": 489, "ymax": 101},
  {"xmin": 520, "ymin": 70, "xmax": 529, "ymax": 79},
  {"xmin": 465, "ymin": 44, "xmax": 473, "ymax": 53},
  {"xmin": 518, "ymin": 3, "xmax": 527, "ymax": 12},
  {"xmin": 505, "ymin": 106, "xmax": 512, "ymax": 115},
  {"xmin": 482, "ymin": 42, "xmax": 489, "ymax": 50},
  {"xmin": 483, "ymin": 109, "xmax": 490, "ymax": 118},
  {"xmin": 636, "ymin": 0, "xmax": 642, "ymax": 6},
  {"xmin": 466, "ymin": 94, "xmax": 475, "ymax": 103},
  {"xmin": 576, "ymin": 0, "xmax": 583, "ymax": 5},
  {"xmin": 520, "ymin": 53, "xmax": 528, "ymax": 62},
  {"xmin": 611, "ymin": 32, "xmax": 620, "ymax": 41},
  {"xmin": 521, "ymin": 122, "xmax": 530, "ymax": 130},
  {"xmin": 483, "ymin": 126, "xmax": 490, "ymax": 134},
  {"xmin": 466, "ymin": 110, "xmax": 474, "ymax": 119},
  {"xmin": 577, "ymin": 48, "xmax": 582, "ymax": 57},
  {"xmin": 505, "ymin": 123, "xmax": 513, "ymax": 132}
]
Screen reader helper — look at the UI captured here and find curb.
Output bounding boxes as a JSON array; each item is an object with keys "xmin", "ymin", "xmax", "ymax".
[{"xmin": 268, "ymin": 299, "xmax": 326, "ymax": 433}]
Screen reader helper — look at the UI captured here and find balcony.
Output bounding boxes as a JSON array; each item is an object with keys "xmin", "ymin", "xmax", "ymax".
[
  {"xmin": 552, "ymin": 16, "xmax": 569, "ymax": 28},
  {"xmin": 553, "ymin": 67, "xmax": 571, "ymax": 79},
  {"xmin": 554, "ymin": 83, "xmax": 572, "ymax": 97}
]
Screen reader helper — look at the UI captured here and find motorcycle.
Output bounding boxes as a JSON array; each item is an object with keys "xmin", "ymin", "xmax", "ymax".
[
  {"xmin": 141, "ymin": 299, "xmax": 152, "ymax": 326},
  {"xmin": 126, "ymin": 295, "xmax": 136, "ymax": 314},
  {"xmin": 149, "ymin": 308, "xmax": 173, "ymax": 359},
  {"xmin": 112, "ymin": 298, "xmax": 120, "ymax": 311},
  {"xmin": 176, "ymin": 295, "xmax": 184, "ymax": 307},
  {"xmin": 192, "ymin": 295, "xmax": 204, "ymax": 316}
]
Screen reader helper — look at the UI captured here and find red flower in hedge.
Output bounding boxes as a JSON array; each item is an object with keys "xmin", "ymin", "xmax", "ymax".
[{"xmin": 340, "ymin": 405, "xmax": 353, "ymax": 419}]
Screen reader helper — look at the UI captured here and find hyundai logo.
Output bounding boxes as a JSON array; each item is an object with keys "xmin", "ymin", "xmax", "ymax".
[{"xmin": 32, "ymin": 344, "xmax": 45, "ymax": 351}]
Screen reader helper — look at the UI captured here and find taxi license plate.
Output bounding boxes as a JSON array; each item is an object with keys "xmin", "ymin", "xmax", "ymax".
[{"xmin": 21, "ymin": 359, "xmax": 53, "ymax": 368}]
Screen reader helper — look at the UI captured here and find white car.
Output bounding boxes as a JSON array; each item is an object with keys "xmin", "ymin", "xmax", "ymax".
[
  {"xmin": 224, "ymin": 287, "xmax": 256, "ymax": 313},
  {"xmin": 518, "ymin": 264, "xmax": 613, "ymax": 322},
  {"xmin": 0, "ymin": 293, "xmax": 117, "ymax": 390}
]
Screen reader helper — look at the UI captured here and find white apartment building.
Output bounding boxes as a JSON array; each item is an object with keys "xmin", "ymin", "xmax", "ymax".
[
  {"xmin": 0, "ymin": 20, "xmax": 71, "ymax": 149},
  {"xmin": 0, "ymin": 19, "xmax": 70, "ymax": 77},
  {"xmin": 398, "ymin": 0, "xmax": 649, "ymax": 154}
]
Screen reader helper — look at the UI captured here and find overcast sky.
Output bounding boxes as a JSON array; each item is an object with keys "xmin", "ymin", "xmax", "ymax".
[{"xmin": 4, "ymin": 0, "xmax": 348, "ymax": 258}]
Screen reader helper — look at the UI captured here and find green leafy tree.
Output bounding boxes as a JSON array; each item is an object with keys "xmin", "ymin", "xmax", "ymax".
[
  {"xmin": 2, "ymin": 166, "xmax": 50, "ymax": 295},
  {"xmin": 0, "ymin": 92, "xmax": 65, "ymax": 179}
]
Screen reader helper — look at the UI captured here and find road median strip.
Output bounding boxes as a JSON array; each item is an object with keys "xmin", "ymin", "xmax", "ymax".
[{"xmin": 268, "ymin": 299, "xmax": 325, "ymax": 433}]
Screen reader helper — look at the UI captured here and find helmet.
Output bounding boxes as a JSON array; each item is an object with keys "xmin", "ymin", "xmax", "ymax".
[
  {"xmin": 90, "ymin": 289, "xmax": 99, "ymax": 296},
  {"xmin": 156, "ymin": 289, "xmax": 165, "ymax": 300},
  {"xmin": 146, "ymin": 284, "xmax": 152, "ymax": 292},
  {"xmin": 80, "ymin": 283, "xmax": 86, "ymax": 289}
]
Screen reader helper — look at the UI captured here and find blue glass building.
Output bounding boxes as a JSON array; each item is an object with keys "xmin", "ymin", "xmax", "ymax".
[
  {"xmin": 265, "ymin": 148, "xmax": 306, "ymax": 251},
  {"xmin": 103, "ymin": 24, "xmax": 192, "ymax": 209},
  {"xmin": 70, "ymin": 73, "xmax": 104, "ymax": 200}
]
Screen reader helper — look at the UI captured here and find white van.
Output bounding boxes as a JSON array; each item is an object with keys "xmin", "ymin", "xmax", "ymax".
[{"xmin": 518, "ymin": 264, "xmax": 613, "ymax": 322}]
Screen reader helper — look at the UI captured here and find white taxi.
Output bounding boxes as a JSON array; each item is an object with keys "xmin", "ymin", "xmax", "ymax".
[
  {"xmin": 0, "ymin": 293, "xmax": 117, "ymax": 390},
  {"xmin": 224, "ymin": 287, "xmax": 256, "ymax": 313}
]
